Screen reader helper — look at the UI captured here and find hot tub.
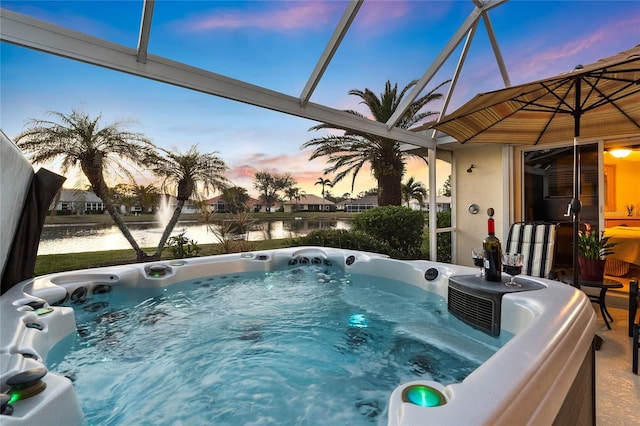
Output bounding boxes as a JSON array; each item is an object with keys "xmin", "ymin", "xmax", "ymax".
[{"xmin": 0, "ymin": 247, "xmax": 596, "ymax": 425}]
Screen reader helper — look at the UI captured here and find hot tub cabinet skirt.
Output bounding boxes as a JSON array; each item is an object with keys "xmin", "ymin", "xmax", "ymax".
[{"xmin": 552, "ymin": 338, "xmax": 596, "ymax": 425}]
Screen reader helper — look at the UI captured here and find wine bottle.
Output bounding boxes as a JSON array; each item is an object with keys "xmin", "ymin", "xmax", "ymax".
[{"xmin": 483, "ymin": 208, "xmax": 502, "ymax": 282}]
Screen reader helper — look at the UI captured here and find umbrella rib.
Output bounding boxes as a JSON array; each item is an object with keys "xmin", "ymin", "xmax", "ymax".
[
  {"xmin": 507, "ymin": 78, "xmax": 574, "ymax": 115},
  {"xmin": 579, "ymin": 72, "xmax": 604, "ymax": 113},
  {"xmin": 582, "ymin": 75, "xmax": 640, "ymax": 109},
  {"xmin": 536, "ymin": 79, "xmax": 576, "ymax": 113},
  {"xmin": 580, "ymin": 71, "xmax": 640, "ymax": 129},
  {"xmin": 532, "ymin": 79, "xmax": 575, "ymax": 143}
]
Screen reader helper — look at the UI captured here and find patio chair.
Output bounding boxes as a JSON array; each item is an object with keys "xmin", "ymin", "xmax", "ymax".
[{"xmin": 505, "ymin": 222, "xmax": 558, "ymax": 279}]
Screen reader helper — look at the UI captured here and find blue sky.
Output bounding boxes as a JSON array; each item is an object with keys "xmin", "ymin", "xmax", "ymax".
[{"xmin": 2, "ymin": 0, "xmax": 639, "ymax": 198}]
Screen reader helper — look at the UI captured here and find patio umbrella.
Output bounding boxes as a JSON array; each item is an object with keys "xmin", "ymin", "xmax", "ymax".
[{"xmin": 434, "ymin": 45, "xmax": 640, "ymax": 287}]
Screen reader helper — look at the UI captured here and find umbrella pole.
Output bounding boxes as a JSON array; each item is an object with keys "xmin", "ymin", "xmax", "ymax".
[
  {"xmin": 571, "ymin": 136, "xmax": 581, "ymax": 289},
  {"xmin": 571, "ymin": 77, "xmax": 582, "ymax": 289}
]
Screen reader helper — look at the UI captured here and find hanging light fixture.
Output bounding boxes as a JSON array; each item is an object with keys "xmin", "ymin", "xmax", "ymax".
[{"xmin": 609, "ymin": 149, "xmax": 632, "ymax": 158}]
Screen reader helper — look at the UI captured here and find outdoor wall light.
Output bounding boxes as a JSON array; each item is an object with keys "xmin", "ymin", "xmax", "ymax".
[{"xmin": 467, "ymin": 164, "xmax": 476, "ymax": 173}]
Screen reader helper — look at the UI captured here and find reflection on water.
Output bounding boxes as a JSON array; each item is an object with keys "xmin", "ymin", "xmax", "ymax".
[{"xmin": 38, "ymin": 219, "xmax": 351, "ymax": 255}]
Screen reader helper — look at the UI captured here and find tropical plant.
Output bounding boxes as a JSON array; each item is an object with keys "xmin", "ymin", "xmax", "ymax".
[
  {"xmin": 401, "ymin": 176, "xmax": 427, "ymax": 208},
  {"xmin": 228, "ymin": 211, "xmax": 256, "ymax": 236},
  {"xmin": 253, "ymin": 171, "xmax": 295, "ymax": 213},
  {"xmin": 207, "ymin": 212, "xmax": 256, "ymax": 254},
  {"xmin": 15, "ymin": 109, "xmax": 156, "ymax": 259},
  {"xmin": 315, "ymin": 177, "xmax": 333, "ymax": 210},
  {"xmin": 166, "ymin": 231, "xmax": 201, "ymax": 259},
  {"xmin": 302, "ymin": 79, "xmax": 448, "ymax": 206},
  {"xmin": 147, "ymin": 145, "xmax": 229, "ymax": 259},
  {"xmin": 578, "ymin": 222, "xmax": 616, "ymax": 259}
]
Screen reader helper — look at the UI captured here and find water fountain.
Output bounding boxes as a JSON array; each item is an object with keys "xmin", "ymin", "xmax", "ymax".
[{"xmin": 155, "ymin": 196, "xmax": 173, "ymax": 229}]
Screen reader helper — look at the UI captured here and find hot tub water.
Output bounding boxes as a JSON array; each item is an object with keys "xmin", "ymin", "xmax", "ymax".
[{"xmin": 46, "ymin": 264, "xmax": 504, "ymax": 425}]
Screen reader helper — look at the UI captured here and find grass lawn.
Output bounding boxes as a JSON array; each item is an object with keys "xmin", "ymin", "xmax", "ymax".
[{"xmin": 34, "ymin": 238, "xmax": 295, "ymax": 276}]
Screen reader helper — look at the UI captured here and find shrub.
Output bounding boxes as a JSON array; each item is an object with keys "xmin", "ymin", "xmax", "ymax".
[
  {"xmin": 423, "ymin": 211, "xmax": 452, "ymax": 263},
  {"xmin": 351, "ymin": 206, "xmax": 424, "ymax": 259},
  {"xmin": 166, "ymin": 231, "xmax": 201, "ymax": 259},
  {"xmin": 436, "ymin": 211, "xmax": 452, "ymax": 263},
  {"xmin": 293, "ymin": 229, "xmax": 398, "ymax": 257}
]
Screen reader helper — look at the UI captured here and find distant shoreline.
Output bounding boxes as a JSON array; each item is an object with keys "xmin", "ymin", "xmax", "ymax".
[
  {"xmin": 44, "ymin": 211, "xmax": 356, "ymax": 226},
  {"xmin": 44, "ymin": 213, "xmax": 182, "ymax": 226}
]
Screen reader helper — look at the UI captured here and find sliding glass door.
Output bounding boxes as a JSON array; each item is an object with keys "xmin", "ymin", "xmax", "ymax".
[{"xmin": 522, "ymin": 144, "xmax": 599, "ymax": 267}]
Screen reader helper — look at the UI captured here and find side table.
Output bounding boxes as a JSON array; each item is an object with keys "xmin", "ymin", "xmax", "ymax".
[{"xmin": 562, "ymin": 277, "xmax": 623, "ymax": 329}]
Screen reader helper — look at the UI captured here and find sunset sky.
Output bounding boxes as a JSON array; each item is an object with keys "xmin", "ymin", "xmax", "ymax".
[{"xmin": 2, "ymin": 0, "xmax": 639, "ymax": 199}]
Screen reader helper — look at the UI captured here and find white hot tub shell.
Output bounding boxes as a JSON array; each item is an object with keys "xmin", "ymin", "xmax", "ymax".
[{"xmin": 0, "ymin": 247, "xmax": 596, "ymax": 425}]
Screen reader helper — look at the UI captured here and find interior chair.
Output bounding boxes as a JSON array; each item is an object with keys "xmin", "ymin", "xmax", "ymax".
[
  {"xmin": 630, "ymin": 278, "xmax": 639, "ymax": 374},
  {"xmin": 505, "ymin": 222, "xmax": 557, "ymax": 279}
]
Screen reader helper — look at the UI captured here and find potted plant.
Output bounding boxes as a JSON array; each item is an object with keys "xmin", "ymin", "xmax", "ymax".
[{"xmin": 577, "ymin": 222, "xmax": 617, "ymax": 281}]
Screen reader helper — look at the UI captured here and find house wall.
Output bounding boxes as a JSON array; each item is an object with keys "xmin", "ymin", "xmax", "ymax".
[{"xmin": 455, "ymin": 144, "xmax": 507, "ymax": 266}]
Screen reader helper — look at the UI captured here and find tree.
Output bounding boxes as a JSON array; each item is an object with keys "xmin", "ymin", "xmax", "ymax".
[
  {"xmin": 315, "ymin": 177, "xmax": 333, "ymax": 210},
  {"xmin": 357, "ymin": 187, "xmax": 378, "ymax": 198},
  {"xmin": 302, "ymin": 79, "xmax": 448, "ymax": 206},
  {"xmin": 284, "ymin": 186, "xmax": 305, "ymax": 212},
  {"xmin": 402, "ymin": 176, "xmax": 427, "ymax": 208},
  {"xmin": 324, "ymin": 191, "xmax": 339, "ymax": 203},
  {"xmin": 134, "ymin": 184, "xmax": 160, "ymax": 213},
  {"xmin": 221, "ymin": 186, "xmax": 250, "ymax": 213},
  {"xmin": 441, "ymin": 175, "xmax": 452, "ymax": 197},
  {"xmin": 16, "ymin": 109, "xmax": 156, "ymax": 259},
  {"xmin": 111, "ymin": 183, "xmax": 137, "ymax": 214},
  {"xmin": 253, "ymin": 171, "xmax": 295, "ymax": 213},
  {"xmin": 148, "ymin": 145, "xmax": 229, "ymax": 259}
]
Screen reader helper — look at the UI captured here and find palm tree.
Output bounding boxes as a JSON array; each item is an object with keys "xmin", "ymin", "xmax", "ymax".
[
  {"xmin": 315, "ymin": 177, "xmax": 333, "ymax": 210},
  {"xmin": 284, "ymin": 186, "xmax": 305, "ymax": 213},
  {"xmin": 302, "ymin": 79, "xmax": 448, "ymax": 206},
  {"xmin": 15, "ymin": 109, "xmax": 156, "ymax": 259},
  {"xmin": 134, "ymin": 184, "xmax": 160, "ymax": 213},
  {"xmin": 402, "ymin": 176, "xmax": 427, "ymax": 208},
  {"xmin": 147, "ymin": 145, "xmax": 229, "ymax": 259}
]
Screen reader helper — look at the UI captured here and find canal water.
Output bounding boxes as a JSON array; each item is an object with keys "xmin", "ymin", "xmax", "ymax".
[{"xmin": 38, "ymin": 219, "xmax": 351, "ymax": 255}]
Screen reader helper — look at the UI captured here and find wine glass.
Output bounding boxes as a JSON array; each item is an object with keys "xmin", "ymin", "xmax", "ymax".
[
  {"xmin": 472, "ymin": 248, "xmax": 485, "ymax": 277},
  {"xmin": 502, "ymin": 253, "xmax": 523, "ymax": 287}
]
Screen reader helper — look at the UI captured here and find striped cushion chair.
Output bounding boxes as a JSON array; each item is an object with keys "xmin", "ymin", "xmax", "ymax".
[{"xmin": 505, "ymin": 222, "xmax": 557, "ymax": 279}]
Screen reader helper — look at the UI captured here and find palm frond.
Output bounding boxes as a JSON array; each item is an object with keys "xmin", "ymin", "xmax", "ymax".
[{"xmin": 302, "ymin": 78, "xmax": 448, "ymax": 203}]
